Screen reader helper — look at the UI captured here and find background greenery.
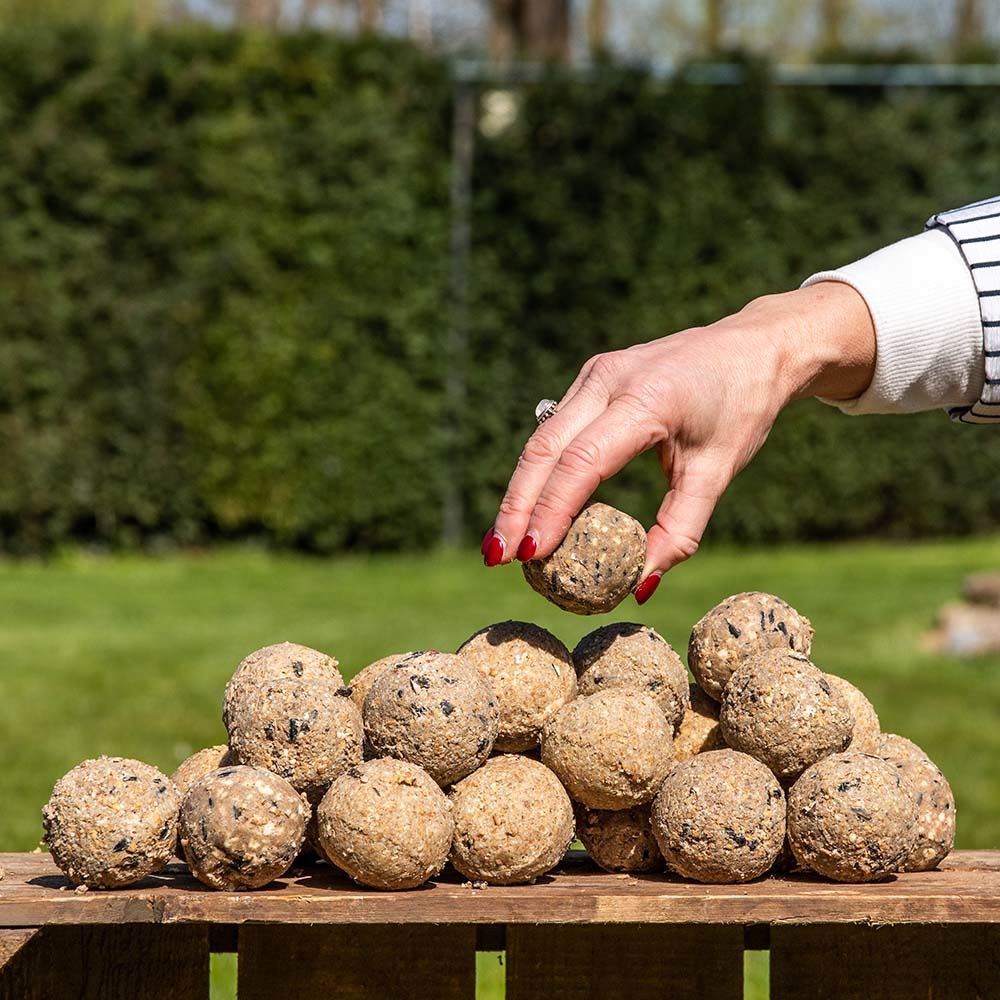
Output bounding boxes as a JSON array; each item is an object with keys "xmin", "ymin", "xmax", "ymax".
[{"xmin": 0, "ymin": 26, "xmax": 998, "ymax": 554}]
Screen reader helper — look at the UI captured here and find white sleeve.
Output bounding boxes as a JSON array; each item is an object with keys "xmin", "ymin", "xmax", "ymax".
[{"xmin": 801, "ymin": 228, "xmax": 984, "ymax": 416}]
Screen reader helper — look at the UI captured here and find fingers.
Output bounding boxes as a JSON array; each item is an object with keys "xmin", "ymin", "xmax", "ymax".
[
  {"xmin": 556, "ymin": 354, "xmax": 601, "ymax": 409},
  {"xmin": 634, "ymin": 476, "xmax": 723, "ymax": 604},
  {"xmin": 518, "ymin": 398, "xmax": 659, "ymax": 558},
  {"xmin": 489, "ymin": 378, "xmax": 611, "ymax": 563}
]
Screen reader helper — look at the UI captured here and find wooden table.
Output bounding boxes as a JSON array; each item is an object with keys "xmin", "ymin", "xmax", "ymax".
[{"xmin": 2, "ymin": 850, "xmax": 999, "ymax": 999}]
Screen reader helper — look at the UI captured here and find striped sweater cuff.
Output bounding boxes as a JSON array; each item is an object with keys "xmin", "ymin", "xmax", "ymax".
[{"xmin": 927, "ymin": 195, "xmax": 1000, "ymax": 424}]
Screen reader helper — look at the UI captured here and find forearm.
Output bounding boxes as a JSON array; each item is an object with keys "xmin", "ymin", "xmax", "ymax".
[
  {"xmin": 802, "ymin": 226, "xmax": 988, "ymax": 416},
  {"xmin": 729, "ymin": 282, "xmax": 878, "ymax": 405}
]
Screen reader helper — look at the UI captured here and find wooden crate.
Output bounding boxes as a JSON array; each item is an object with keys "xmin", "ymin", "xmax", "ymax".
[{"xmin": 2, "ymin": 850, "xmax": 1000, "ymax": 999}]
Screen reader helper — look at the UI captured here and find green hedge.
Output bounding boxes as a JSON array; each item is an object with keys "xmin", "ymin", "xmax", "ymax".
[
  {"xmin": 467, "ymin": 64, "xmax": 1000, "ymax": 543},
  {"xmin": 0, "ymin": 27, "xmax": 452, "ymax": 551},
  {"xmin": 0, "ymin": 27, "xmax": 997, "ymax": 552}
]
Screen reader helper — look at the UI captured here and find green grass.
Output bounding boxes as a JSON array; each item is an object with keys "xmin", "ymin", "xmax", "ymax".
[{"xmin": 4, "ymin": 538, "xmax": 1000, "ymax": 999}]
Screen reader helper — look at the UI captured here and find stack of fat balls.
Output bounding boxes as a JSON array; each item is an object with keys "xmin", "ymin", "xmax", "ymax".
[
  {"xmin": 41, "ymin": 512, "xmax": 955, "ymax": 891},
  {"xmin": 42, "ymin": 605, "xmax": 955, "ymax": 891}
]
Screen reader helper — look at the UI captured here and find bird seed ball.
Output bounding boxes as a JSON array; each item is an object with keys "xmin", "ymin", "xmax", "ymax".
[
  {"xmin": 770, "ymin": 834, "xmax": 799, "ymax": 875},
  {"xmin": 522, "ymin": 502, "xmax": 645, "ymax": 615},
  {"xmin": 171, "ymin": 745, "xmax": 234, "ymax": 796},
  {"xmin": 788, "ymin": 752, "xmax": 918, "ymax": 882},
  {"xmin": 348, "ymin": 652, "xmax": 422, "ymax": 711},
  {"xmin": 651, "ymin": 749, "xmax": 785, "ymax": 884},
  {"xmin": 541, "ymin": 689, "xmax": 673, "ymax": 810},
  {"xmin": 878, "ymin": 734, "xmax": 956, "ymax": 872},
  {"xmin": 349, "ymin": 651, "xmax": 431, "ymax": 760},
  {"xmin": 673, "ymin": 684, "xmax": 727, "ymax": 761},
  {"xmin": 363, "ymin": 652, "xmax": 500, "ymax": 786},
  {"xmin": 179, "ymin": 765, "xmax": 308, "ymax": 891},
  {"xmin": 720, "ymin": 649, "xmax": 854, "ymax": 781},
  {"xmin": 449, "ymin": 754, "xmax": 574, "ymax": 884},
  {"xmin": 688, "ymin": 592, "xmax": 814, "ymax": 701},
  {"xmin": 458, "ymin": 621, "xmax": 576, "ymax": 752},
  {"xmin": 876, "ymin": 733, "xmax": 929, "ymax": 768},
  {"xmin": 824, "ymin": 674, "xmax": 881, "ymax": 754},
  {"xmin": 229, "ymin": 641, "xmax": 345, "ymax": 688},
  {"xmin": 224, "ymin": 647, "xmax": 362, "ymax": 804},
  {"xmin": 572, "ymin": 622, "xmax": 690, "ymax": 732},
  {"xmin": 296, "ymin": 809, "xmax": 324, "ymax": 866},
  {"xmin": 574, "ymin": 803, "xmax": 664, "ymax": 873},
  {"xmin": 170, "ymin": 745, "xmax": 234, "ymax": 856},
  {"xmin": 316, "ymin": 758, "xmax": 453, "ymax": 890},
  {"xmin": 43, "ymin": 756, "xmax": 180, "ymax": 889}
]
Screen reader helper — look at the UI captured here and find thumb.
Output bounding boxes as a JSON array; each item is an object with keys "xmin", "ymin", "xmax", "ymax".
[{"xmin": 634, "ymin": 476, "xmax": 723, "ymax": 604}]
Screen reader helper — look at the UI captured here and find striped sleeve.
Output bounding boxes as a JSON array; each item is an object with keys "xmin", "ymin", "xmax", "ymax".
[{"xmin": 927, "ymin": 195, "xmax": 1000, "ymax": 424}]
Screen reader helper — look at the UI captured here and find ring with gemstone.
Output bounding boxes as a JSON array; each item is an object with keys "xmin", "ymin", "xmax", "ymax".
[{"xmin": 535, "ymin": 398, "xmax": 558, "ymax": 425}]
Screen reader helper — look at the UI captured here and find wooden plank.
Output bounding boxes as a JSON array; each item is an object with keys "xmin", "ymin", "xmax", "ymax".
[
  {"xmin": 209, "ymin": 923, "xmax": 238, "ymax": 952},
  {"xmin": 770, "ymin": 924, "xmax": 1000, "ymax": 1000},
  {"xmin": 0, "ymin": 924, "xmax": 209, "ymax": 1000},
  {"xmin": 3, "ymin": 852, "xmax": 1000, "ymax": 928},
  {"xmin": 507, "ymin": 924, "xmax": 744, "ymax": 1000},
  {"xmin": 0, "ymin": 929, "xmax": 37, "ymax": 969},
  {"xmin": 237, "ymin": 924, "xmax": 476, "ymax": 1000}
]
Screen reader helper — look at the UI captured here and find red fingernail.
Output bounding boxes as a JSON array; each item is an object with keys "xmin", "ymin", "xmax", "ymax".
[
  {"xmin": 480, "ymin": 528, "xmax": 494, "ymax": 556},
  {"xmin": 634, "ymin": 573, "xmax": 662, "ymax": 606},
  {"xmin": 484, "ymin": 534, "xmax": 505, "ymax": 567},
  {"xmin": 516, "ymin": 534, "xmax": 537, "ymax": 561}
]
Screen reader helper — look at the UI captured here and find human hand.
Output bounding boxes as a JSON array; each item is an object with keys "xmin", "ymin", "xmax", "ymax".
[{"xmin": 483, "ymin": 281, "xmax": 876, "ymax": 603}]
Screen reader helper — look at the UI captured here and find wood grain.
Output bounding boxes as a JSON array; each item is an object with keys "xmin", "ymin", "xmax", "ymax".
[
  {"xmin": 507, "ymin": 924, "xmax": 744, "ymax": 1000},
  {"xmin": 0, "ymin": 929, "xmax": 37, "ymax": 969},
  {"xmin": 2, "ymin": 852, "xmax": 1000, "ymax": 928},
  {"xmin": 0, "ymin": 924, "xmax": 209, "ymax": 1000},
  {"xmin": 238, "ymin": 924, "xmax": 476, "ymax": 1000},
  {"xmin": 770, "ymin": 924, "xmax": 1000, "ymax": 1000}
]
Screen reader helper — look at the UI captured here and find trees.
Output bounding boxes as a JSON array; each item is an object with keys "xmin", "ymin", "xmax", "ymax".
[
  {"xmin": 954, "ymin": 0, "xmax": 985, "ymax": 56},
  {"xmin": 703, "ymin": 0, "xmax": 727, "ymax": 54},
  {"xmin": 819, "ymin": 0, "xmax": 848, "ymax": 54},
  {"xmin": 0, "ymin": 0, "xmax": 158, "ymax": 26},
  {"xmin": 587, "ymin": 0, "xmax": 609, "ymax": 58},
  {"xmin": 489, "ymin": 0, "xmax": 570, "ymax": 63}
]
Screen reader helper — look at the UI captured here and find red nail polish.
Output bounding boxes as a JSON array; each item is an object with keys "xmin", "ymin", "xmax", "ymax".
[
  {"xmin": 484, "ymin": 534, "xmax": 504, "ymax": 567},
  {"xmin": 516, "ymin": 534, "xmax": 537, "ymax": 561},
  {"xmin": 634, "ymin": 573, "xmax": 662, "ymax": 606},
  {"xmin": 480, "ymin": 528, "xmax": 494, "ymax": 556}
]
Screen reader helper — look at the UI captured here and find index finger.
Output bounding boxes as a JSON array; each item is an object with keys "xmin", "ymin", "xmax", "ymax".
[
  {"xmin": 522, "ymin": 398, "xmax": 661, "ymax": 558},
  {"xmin": 490, "ymin": 377, "xmax": 610, "ymax": 563}
]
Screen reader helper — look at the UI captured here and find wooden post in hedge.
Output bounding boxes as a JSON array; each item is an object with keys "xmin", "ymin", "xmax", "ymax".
[{"xmin": 443, "ymin": 77, "xmax": 476, "ymax": 547}]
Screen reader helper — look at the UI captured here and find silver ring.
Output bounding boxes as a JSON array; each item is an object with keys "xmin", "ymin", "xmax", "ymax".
[{"xmin": 535, "ymin": 398, "xmax": 558, "ymax": 425}]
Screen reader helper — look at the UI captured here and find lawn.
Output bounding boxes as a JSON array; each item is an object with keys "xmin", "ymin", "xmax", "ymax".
[{"xmin": 3, "ymin": 538, "xmax": 999, "ymax": 998}]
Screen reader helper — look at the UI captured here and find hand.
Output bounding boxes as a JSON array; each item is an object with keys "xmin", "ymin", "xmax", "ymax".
[{"xmin": 484, "ymin": 281, "xmax": 876, "ymax": 603}]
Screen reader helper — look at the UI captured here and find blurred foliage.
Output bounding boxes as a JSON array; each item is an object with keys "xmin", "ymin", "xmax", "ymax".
[
  {"xmin": 468, "ymin": 59, "xmax": 1000, "ymax": 545},
  {"xmin": 0, "ymin": 28, "xmax": 998, "ymax": 552},
  {"xmin": 0, "ymin": 0, "xmax": 157, "ymax": 28},
  {"xmin": 0, "ymin": 26, "xmax": 451, "ymax": 552}
]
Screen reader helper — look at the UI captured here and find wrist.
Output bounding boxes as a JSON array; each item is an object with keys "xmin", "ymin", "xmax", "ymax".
[{"xmin": 737, "ymin": 283, "xmax": 877, "ymax": 405}]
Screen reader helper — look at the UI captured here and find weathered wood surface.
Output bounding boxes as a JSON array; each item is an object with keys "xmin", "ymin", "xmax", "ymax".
[
  {"xmin": 0, "ymin": 924, "xmax": 209, "ymax": 1000},
  {"xmin": 2, "ymin": 851, "xmax": 1000, "ymax": 928},
  {"xmin": 0, "ymin": 929, "xmax": 37, "ymax": 969},
  {"xmin": 239, "ymin": 924, "xmax": 477, "ymax": 1000},
  {"xmin": 506, "ymin": 924, "xmax": 744, "ymax": 1000},
  {"xmin": 770, "ymin": 924, "xmax": 1000, "ymax": 1000}
]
